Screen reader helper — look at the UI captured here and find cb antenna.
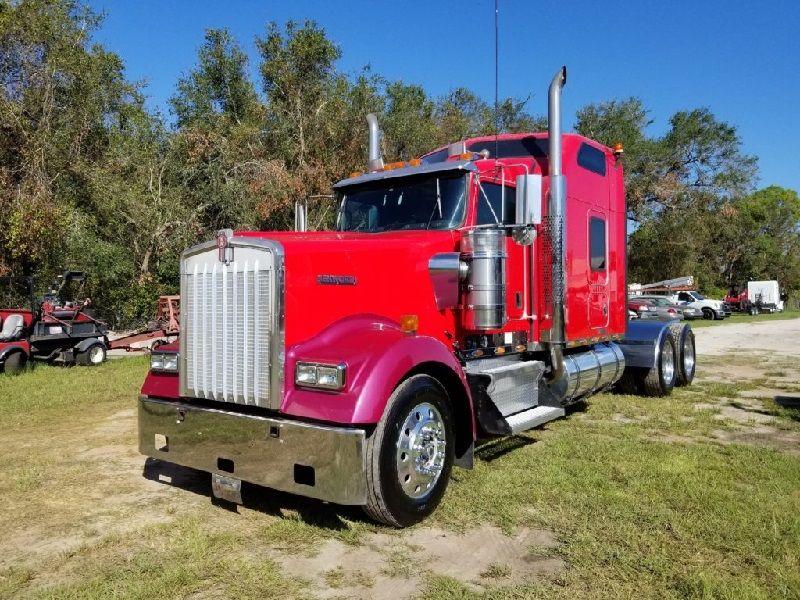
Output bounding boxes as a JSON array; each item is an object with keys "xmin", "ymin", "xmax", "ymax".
[{"xmin": 494, "ymin": 0, "xmax": 499, "ymax": 160}]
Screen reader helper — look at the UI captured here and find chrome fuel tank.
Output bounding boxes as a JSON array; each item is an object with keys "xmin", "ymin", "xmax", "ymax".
[{"xmin": 562, "ymin": 342, "xmax": 625, "ymax": 402}]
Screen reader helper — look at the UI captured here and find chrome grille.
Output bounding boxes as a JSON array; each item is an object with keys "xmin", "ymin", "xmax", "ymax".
[{"xmin": 180, "ymin": 240, "xmax": 283, "ymax": 408}]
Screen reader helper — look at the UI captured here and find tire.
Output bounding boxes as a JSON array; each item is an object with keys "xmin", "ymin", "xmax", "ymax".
[
  {"xmin": 639, "ymin": 330, "xmax": 678, "ymax": 397},
  {"xmin": 670, "ymin": 324, "xmax": 696, "ymax": 386},
  {"xmin": 701, "ymin": 307, "xmax": 714, "ymax": 320},
  {"xmin": 363, "ymin": 374, "xmax": 455, "ymax": 528},
  {"xmin": 77, "ymin": 342, "xmax": 107, "ymax": 366},
  {"xmin": 615, "ymin": 369, "xmax": 639, "ymax": 395},
  {"xmin": 3, "ymin": 351, "xmax": 27, "ymax": 375}
]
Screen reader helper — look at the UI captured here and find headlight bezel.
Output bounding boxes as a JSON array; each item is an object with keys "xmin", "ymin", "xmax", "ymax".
[
  {"xmin": 150, "ymin": 351, "xmax": 179, "ymax": 373},
  {"xmin": 294, "ymin": 361, "xmax": 346, "ymax": 391}
]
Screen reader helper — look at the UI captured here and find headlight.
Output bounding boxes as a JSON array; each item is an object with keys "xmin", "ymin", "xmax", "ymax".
[
  {"xmin": 151, "ymin": 352, "xmax": 178, "ymax": 372},
  {"xmin": 295, "ymin": 362, "xmax": 346, "ymax": 390}
]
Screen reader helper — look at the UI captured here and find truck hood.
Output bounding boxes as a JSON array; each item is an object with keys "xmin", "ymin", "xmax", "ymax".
[{"xmin": 235, "ymin": 230, "xmax": 460, "ymax": 346}]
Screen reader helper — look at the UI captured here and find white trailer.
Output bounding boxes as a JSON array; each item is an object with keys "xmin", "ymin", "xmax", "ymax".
[{"xmin": 747, "ymin": 280, "xmax": 783, "ymax": 313}]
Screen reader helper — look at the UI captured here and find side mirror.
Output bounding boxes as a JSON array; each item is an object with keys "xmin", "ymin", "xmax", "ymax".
[{"xmin": 515, "ymin": 174, "xmax": 542, "ymax": 226}]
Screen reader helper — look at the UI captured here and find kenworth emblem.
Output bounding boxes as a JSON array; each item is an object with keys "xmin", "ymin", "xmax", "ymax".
[
  {"xmin": 216, "ymin": 230, "xmax": 232, "ymax": 264},
  {"xmin": 317, "ymin": 274, "xmax": 357, "ymax": 286}
]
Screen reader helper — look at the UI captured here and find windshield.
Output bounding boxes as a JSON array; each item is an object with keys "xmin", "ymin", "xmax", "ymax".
[{"xmin": 336, "ymin": 174, "xmax": 467, "ymax": 232}]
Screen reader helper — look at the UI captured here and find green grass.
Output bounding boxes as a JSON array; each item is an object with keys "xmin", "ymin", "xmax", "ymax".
[
  {"xmin": 689, "ymin": 309, "xmax": 800, "ymax": 328},
  {"xmin": 1, "ymin": 356, "xmax": 799, "ymax": 599}
]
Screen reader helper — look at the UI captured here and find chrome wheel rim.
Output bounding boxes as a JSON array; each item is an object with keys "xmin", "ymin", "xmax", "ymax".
[
  {"xmin": 661, "ymin": 341, "xmax": 675, "ymax": 384},
  {"xmin": 396, "ymin": 402, "xmax": 446, "ymax": 499},
  {"xmin": 89, "ymin": 346, "xmax": 104, "ymax": 364},
  {"xmin": 683, "ymin": 336, "xmax": 695, "ymax": 376}
]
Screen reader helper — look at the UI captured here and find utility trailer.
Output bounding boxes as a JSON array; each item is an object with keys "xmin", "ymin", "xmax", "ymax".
[
  {"xmin": 0, "ymin": 272, "xmax": 109, "ymax": 374},
  {"xmin": 725, "ymin": 280, "xmax": 785, "ymax": 314},
  {"xmin": 137, "ymin": 67, "xmax": 696, "ymax": 526},
  {"xmin": 108, "ymin": 296, "xmax": 180, "ymax": 352}
]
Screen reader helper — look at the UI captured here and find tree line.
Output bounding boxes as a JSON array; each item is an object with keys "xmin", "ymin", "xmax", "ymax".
[{"xmin": 1, "ymin": 0, "xmax": 798, "ymax": 325}]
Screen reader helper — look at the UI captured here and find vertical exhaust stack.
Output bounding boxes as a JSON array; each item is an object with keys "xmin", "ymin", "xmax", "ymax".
[
  {"xmin": 366, "ymin": 113, "xmax": 384, "ymax": 172},
  {"xmin": 546, "ymin": 66, "xmax": 568, "ymax": 389}
]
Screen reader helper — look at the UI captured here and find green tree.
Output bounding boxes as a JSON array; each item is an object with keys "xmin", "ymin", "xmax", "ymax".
[
  {"xmin": 0, "ymin": 0, "xmax": 139, "ymax": 290},
  {"xmin": 171, "ymin": 28, "xmax": 261, "ymax": 128}
]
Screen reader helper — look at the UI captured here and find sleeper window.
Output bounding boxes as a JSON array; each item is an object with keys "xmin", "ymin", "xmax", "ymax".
[{"xmin": 590, "ymin": 217, "xmax": 606, "ymax": 271}]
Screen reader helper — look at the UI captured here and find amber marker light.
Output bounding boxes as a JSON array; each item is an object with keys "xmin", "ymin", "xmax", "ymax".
[
  {"xmin": 349, "ymin": 170, "xmax": 363, "ymax": 178},
  {"xmin": 400, "ymin": 314, "xmax": 419, "ymax": 333},
  {"xmin": 459, "ymin": 152, "xmax": 473, "ymax": 160},
  {"xmin": 409, "ymin": 158, "xmax": 421, "ymax": 166},
  {"xmin": 612, "ymin": 142, "xmax": 624, "ymax": 158}
]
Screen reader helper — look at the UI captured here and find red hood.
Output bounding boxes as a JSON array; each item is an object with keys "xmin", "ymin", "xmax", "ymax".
[{"xmin": 235, "ymin": 230, "xmax": 460, "ymax": 347}]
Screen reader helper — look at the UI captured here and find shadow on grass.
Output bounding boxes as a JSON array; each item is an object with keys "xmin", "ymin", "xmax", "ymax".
[
  {"xmin": 774, "ymin": 395, "xmax": 800, "ymax": 421},
  {"xmin": 475, "ymin": 435, "xmax": 537, "ymax": 462},
  {"xmin": 142, "ymin": 458, "xmax": 369, "ymax": 530}
]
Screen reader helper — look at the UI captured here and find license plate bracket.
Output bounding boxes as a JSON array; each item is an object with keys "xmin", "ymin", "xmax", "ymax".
[{"xmin": 211, "ymin": 473, "xmax": 243, "ymax": 504}]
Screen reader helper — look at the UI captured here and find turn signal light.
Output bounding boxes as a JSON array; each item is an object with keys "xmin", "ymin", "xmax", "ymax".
[
  {"xmin": 400, "ymin": 314, "xmax": 419, "ymax": 333},
  {"xmin": 613, "ymin": 142, "xmax": 624, "ymax": 157},
  {"xmin": 459, "ymin": 152, "xmax": 473, "ymax": 160}
]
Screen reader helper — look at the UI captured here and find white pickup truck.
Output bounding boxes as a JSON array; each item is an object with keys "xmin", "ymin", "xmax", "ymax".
[{"xmin": 671, "ymin": 291, "xmax": 731, "ymax": 320}]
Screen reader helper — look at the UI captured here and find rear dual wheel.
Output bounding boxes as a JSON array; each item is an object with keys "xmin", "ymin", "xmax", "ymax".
[
  {"xmin": 363, "ymin": 374, "xmax": 454, "ymax": 528},
  {"xmin": 618, "ymin": 330, "xmax": 679, "ymax": 397},
  {"xmin": 670, "ymin": 324, "xmax": 696, "ymax": 386}
]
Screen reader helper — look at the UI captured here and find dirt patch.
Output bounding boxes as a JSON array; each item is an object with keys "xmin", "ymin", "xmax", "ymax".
[
  {"xmin": 272, "ymin": 525, "xmax": 563, "ymax": 599},
  {"xmin": 611, "ymin": 413, "xmax": 649, "ymax": 424},
  {"xmin": 0, "ymin": 406, "xmax": 194, "ymax": 572},
  {"xmin": 713, "ymin": 427, "xmax": 800, "ymax": 456},
  {"xmin": 694, "ymin": 319, "xmax": 800, "ymax": 357}
]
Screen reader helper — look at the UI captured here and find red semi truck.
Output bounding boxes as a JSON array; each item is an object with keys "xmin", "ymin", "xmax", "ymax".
[{"xmin": 139, "ymin": 68, "xmax": 695, "ymax": 527}]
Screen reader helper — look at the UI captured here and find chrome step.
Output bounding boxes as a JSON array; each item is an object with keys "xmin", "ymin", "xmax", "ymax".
[{"xmin": 504, "ymin": 405, "xmax": 565, "ymax": 434}]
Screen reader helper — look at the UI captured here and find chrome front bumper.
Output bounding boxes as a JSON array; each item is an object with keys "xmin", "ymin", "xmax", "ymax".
[{"xmin": 138, "ymin": 396, "xmax": 367, "ymax": 505}]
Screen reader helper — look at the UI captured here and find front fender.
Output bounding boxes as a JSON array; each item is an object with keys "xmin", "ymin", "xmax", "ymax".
[
  {"xmin": 282, "ymin": 314, "xmax": 472, "ymax": 425},
  {"xmin": 74, "ymin": 336, "xmax": 107, "ymax": 353},
  {"xmin": 0, "ymin": 342, "xmax": 30, "ymax": 362}
]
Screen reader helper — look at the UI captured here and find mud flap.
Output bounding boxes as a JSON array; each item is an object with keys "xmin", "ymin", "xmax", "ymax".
[{"xmin": 211, "ymin": 473, "xmax": 243, "ymax": 504}]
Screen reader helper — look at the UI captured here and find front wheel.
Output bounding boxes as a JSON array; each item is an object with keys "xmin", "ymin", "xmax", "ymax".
[
  {"xmin": 77, "ymin": 343, "xmax": 107, "ymax": 366},
  {"xmin": 3, "ymin": 351, "xmax": 27, "ymax": 375},
  {"xmin": 363, "ymin": 374, "xmax": 454, "ymax": 527}
]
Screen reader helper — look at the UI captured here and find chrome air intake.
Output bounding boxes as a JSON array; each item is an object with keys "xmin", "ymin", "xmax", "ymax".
[{"xmin": 460, "ymin": 229, "xmax": 507, "ymax": 330}]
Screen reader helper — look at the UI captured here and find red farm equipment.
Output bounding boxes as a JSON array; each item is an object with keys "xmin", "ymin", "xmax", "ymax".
[{"xmin": 0, "ymin": 272, "xmax": 109, "ymax": 374}]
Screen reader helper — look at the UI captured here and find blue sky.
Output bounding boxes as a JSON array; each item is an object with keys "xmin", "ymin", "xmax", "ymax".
[{"xmin": 87, "ymin": 0, "xmax": 800, "ymax": 192}]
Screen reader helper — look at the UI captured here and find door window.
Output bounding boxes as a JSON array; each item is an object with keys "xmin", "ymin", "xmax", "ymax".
[{"xmin": 476, "ymin": 182, "xmax": 515, "ymax": 225}]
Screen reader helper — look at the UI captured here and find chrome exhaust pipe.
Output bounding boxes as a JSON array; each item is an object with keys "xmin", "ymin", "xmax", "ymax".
[
  {"xmin": 546, "ymin": 66, "xmax": 568, "ymax": 390},
  {"xmin": 366, "ymin": 113, "xmax": 384, "ymax": 172}
]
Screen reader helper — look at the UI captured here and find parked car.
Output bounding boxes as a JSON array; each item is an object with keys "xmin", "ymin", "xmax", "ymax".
[
  {"xmin": 637, "ymin": 294, "xmax": 700, "ymax": 320},
  {"xmin": 627, "ymin": 297, "xmax": 660, "ymax": 320}
]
